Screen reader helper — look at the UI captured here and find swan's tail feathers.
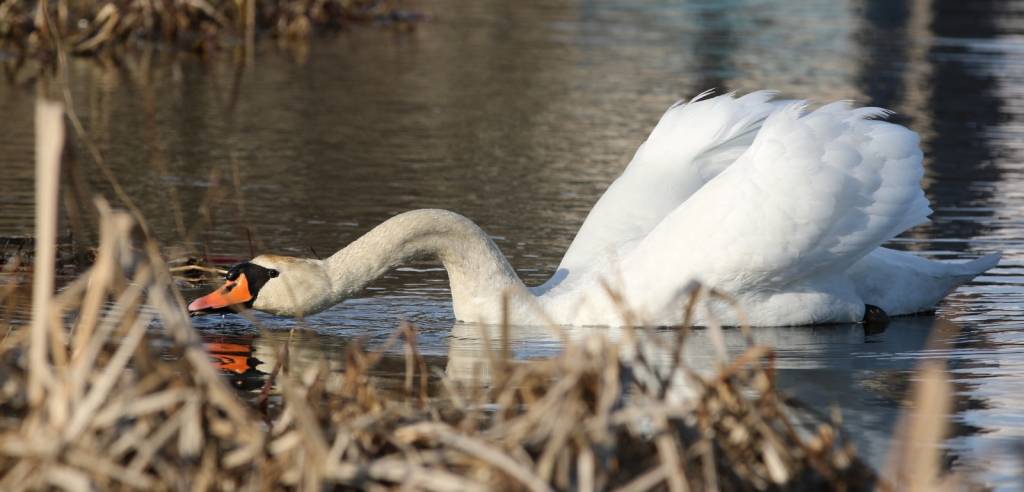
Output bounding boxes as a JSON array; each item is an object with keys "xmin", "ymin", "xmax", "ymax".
[
  {"xmin": 918, "ymin": 252, "xmax": 1002, "ymax": 314},
  {"xmin": 921, "ymin": 252, "xmax": 1001, "ymax": 314},
  {"xmin": 946, "ymin": 252, "xmax": 1002, "ymax": 280},
  {"xmin": 850, "ymin": 249, "xmax": 1001, "ymax": 316}
]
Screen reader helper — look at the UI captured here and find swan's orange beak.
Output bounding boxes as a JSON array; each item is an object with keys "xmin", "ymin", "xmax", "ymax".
[{"xmin": 188, "ymin": 274, "xmax": 253, "ymax": 315}]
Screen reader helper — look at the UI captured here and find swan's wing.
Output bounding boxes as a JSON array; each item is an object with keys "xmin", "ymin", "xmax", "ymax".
[
  {"xmin": 547, "ymin": 91, "xmax": 784, "ymax": 288},
  {"xmin": 621, "ymin": 101, "xmax": 931, "ymax": 301}
]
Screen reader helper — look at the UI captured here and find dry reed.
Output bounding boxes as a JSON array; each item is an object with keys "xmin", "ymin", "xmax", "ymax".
[
  {"xmin": 0, "ymin": 0, "xmax": 419, "ymax": 62},
  {"xmin": 0, "ymin": 99, "xmax": 969, "ymax": 491}
]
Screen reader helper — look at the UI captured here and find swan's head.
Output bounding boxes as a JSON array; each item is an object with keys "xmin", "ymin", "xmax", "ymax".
[{"xmin": 188, "ymin": 255, "xmax": 335, "ymax": 318}]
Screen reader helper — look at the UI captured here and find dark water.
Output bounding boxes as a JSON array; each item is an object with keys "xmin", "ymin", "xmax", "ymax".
[{"xmin": 2, "ymin": 0, "xmax": 1024, "ymax": 487}]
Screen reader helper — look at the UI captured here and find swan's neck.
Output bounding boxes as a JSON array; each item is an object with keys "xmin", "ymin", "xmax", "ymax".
[{"xmin": 325, "ymin": 209, "xmax": 533, "ymax": 322}]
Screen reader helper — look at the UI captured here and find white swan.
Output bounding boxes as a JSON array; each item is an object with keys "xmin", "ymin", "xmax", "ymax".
[{"xmin": 188, "ymin": 91, "xmax": 1000, "ymax": 326}]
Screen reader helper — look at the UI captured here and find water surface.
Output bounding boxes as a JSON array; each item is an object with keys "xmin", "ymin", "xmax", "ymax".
[{"xmin": 1, "ymin": 0, "xmax": 1023, "ymax": 487}]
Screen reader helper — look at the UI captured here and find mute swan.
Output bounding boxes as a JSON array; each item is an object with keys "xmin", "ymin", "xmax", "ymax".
[{"xmin": 188, "ymin": 91, "xmax": 1000, "ymax": 326}]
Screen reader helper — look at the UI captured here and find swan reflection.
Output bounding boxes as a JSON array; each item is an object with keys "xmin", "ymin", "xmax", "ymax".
[
  {"xmin": 443, "ymin": 316, "xmax": 942, "ymax": 467},
  {"xmin": 198, "ymin": 314, "xmax": 952, "ymax": 470},
  {"xmin": 445, "ymin": 316, "xmax": 938, "ymax": 382}
]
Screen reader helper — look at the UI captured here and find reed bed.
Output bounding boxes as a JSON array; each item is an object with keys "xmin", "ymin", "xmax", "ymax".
[
  {"xmin": 0, "ymin": 100, "xmax": 962, "ymax": 490},
  {"xmin": 0, "ymin": 0, "xmax": 418, "ymax": 61},
  {"xmin": 0, "ymin": 211, "xmax": 876, "ymax": 490}
]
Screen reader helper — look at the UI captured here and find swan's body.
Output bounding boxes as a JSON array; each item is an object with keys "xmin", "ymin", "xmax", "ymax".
[{"xmin": 190, "ymin": 91, "xmax": 1000, "ymax": 326}]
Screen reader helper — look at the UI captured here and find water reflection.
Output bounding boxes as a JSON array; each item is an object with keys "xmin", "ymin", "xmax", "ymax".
[
  {"xmin": 205, "ymin": 335, "xmax": 267, "ymax": 392},
  {"xmin": 204, "ymin": 314, "xmax": 942, "ymax": 472},
  {"xmin": 197, "ymin": 317, "xmax": 451, "ymax": 396},
  {"xmin": 2, "ymin": 0, "xmax": 1023, "ymax": 487}
]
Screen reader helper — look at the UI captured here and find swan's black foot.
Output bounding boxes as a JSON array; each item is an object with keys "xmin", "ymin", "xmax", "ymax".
[{"xmin": 863, "ymin": 304, "xmax": 890, "ymax": 333}]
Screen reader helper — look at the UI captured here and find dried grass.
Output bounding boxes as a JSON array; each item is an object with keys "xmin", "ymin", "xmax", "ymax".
[
  {"xmin": 0, "ymin": 99, "xmax": 970, "ymax": 490},
  {"xmin": 0, "ymin": 0, "xmax": 419, "ymax": 62}
]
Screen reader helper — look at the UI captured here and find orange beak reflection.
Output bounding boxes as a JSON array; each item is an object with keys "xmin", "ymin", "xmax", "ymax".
[{"xmin": 188, "ymin": 274, "xmax": 253, "ymax": 314}]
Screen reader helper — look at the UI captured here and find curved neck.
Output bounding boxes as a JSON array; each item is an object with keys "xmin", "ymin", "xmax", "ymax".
[{"xmin": 324, "ymin": 209, "xmax": 532, "ymax": 321}]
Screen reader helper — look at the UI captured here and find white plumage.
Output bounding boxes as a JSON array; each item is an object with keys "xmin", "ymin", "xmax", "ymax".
[
  {"xmin": 536, "ymin": 91, "xmax": 997, "ymax": 326},
  {"xmin": 191, "ymin": 90, "xmax": 1000, "ymax": 327}
]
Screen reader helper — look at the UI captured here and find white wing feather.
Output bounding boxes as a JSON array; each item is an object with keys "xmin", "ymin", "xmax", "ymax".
[
  {"xmin": 619, "ymin": 102, "xmax": 931, "ymax": 313},
  {"xmin": 545, "ymin": 91, "xmax": 783, "ymax": 290}
]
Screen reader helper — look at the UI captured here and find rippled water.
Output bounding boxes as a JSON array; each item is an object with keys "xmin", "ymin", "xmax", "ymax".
[{"xmin": 2, "ymin": 0, "xmax": 1024, "ymax": 487}]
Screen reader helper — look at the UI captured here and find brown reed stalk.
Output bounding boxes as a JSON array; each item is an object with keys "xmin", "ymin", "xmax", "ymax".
[
  {"xmin": 28, "ymin": 98, "xmax": 63, "ymax": 408},
  {"xmin": 880, "ymin": 319, "xmax": 962, "ymax": 492}
]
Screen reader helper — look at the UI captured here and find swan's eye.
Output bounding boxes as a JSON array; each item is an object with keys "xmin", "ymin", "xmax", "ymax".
[
  {"xmin": 225, "ymin": 262, "xmax": 251, "ymax": 281},
  {"xmin": 268, "ymin": 269, "xmax": 280, "ymax": 278}
]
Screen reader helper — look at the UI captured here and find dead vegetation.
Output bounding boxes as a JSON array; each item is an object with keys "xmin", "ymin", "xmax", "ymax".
[
  {"xmin": 0, "ymin": 0, "xmax": 419, "ymax": 62},
  {"xmin": 0, "ymin": 99, "xmax": 967, "ymax": 490}
]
